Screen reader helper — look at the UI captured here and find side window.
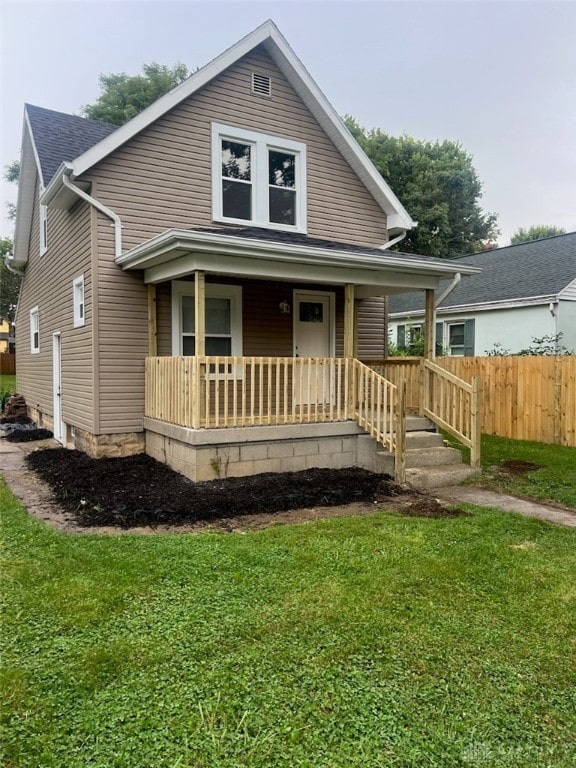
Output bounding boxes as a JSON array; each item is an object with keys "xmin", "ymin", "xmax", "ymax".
[
  {"xmin": 73, "ymin": 276, "xmax": 85, "ymax": 327},
  {"xmin": 447, "ymin": 320, "xmax": 475, "ymax": 356},
  {"xmin": 30, "ymin": 307, "xmax": 40, "ymax": 353},
  {"xmin": 39, "ymin": 204, "xmax": 48, "ymax": 255}
]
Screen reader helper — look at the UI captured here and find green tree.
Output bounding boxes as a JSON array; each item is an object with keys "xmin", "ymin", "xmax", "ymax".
[
  {"xmin": 345, "ymin": 117, "xmax": 498, "ymax": 259},
  {"xmin": 82, "ymin": 62, "xmax": 191, "ymax": 126},
  {"xmin": 3, "ymin": 160, "xmax": 20, "ymax": 222},
  {"xmin": 0, "ymin": 238, "xmax": 21, "ymax": 322},
  {"xmin": 510, "ymin": 225, "xmax": 566, "ymax": 245}
]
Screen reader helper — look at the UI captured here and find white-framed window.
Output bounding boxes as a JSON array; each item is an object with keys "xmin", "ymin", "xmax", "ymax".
[
  {"xmin": 211, "ymin": 123, "xmax": 307, "ymax": 232},
  {"xmin": 171, "ymin": 281, "xmax": 243, "ymax": 357},
  {"xmin": 73, "ymin": 275, "xmax": 85, "ymax": 327},
  {"xmin": 30, "ymin": 306, "xmax": 40, "ymax": 353},
  {"xmin": 448, "ymin": 322, "xmax": 466, "ymax": 356},
  {"xmin": 39, "ymin": 203, "xmax": 48, "ymax": 255}
]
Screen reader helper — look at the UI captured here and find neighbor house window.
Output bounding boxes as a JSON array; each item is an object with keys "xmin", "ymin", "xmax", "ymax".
[
  {"xmin": 30, "ymin": 307, "xmax": 40, "ymax": 353},
  {"xmin": 39, "ymin": 203, "xmax": 48, "ymax": 255},
  {"xmin": 439, "ymin": 319, "xmax": 475, "ymax": 356},
  {"xmin": 212, "ymin": 123, "xmax": 306, "ymax": 232},
  {"xmin": 171, "ymin": 281, "xmax": 242, "ymax": 357},
  {"xmin": 73, "ymin": 275, "xmax": 85, "ymax": 327}
]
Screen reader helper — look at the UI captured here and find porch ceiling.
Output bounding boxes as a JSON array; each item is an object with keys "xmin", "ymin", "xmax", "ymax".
[{"xmin": 117, "ymin": 228, "xmax": 480, "ymax": 294}]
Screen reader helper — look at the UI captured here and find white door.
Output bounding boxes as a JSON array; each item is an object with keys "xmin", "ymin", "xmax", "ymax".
[
  {"xmin": 52, "ymin": 333, "xmax": 64, "ymax": 443},
  {"xmin": 293, "ymin": 292, "xmax": 334, "ymax": 405}
]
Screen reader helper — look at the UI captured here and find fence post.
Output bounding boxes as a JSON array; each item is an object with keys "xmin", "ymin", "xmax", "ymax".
[
  {"xmin": 395, "ymin": 379, "xmax": 407, "ymax": 484},
  {"xmin": 419, "ymin": 358, "xmax": 426, "ymax": 417},
  {"xmin": 470, "ymin": 375, "xmax": 482, "ymax": 468}
]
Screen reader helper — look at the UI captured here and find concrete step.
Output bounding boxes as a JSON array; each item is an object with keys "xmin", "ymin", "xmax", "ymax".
[
  {"xmin": 405, "ymin": 416, "xmax": 436, "ymax": 432},
  {"xmin": 406, "ymin": 430, "xmax": 445, "ymax": 449},
  {"xmin": 405, "ymin": 446, "xmax": 463, "ymax": 468},
  {"xmin": 406, "ymin": 464, "xmax": 480, "ymax": 490}
]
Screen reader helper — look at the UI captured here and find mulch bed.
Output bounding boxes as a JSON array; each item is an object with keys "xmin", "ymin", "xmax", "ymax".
[
  {"xmin": 398, "ymin": 498, "xmax": 470, "ymax": 519},
  {"xmin": 26, "ymin": 449, "xmax": 404, "ymax": 528},
  {"xmin": 498, "ymin": 459, "xmax": 541, "ymax": 476},
  {"xmin": 5, "ymin": 429, "xmax": 54, "ymax": 443}
]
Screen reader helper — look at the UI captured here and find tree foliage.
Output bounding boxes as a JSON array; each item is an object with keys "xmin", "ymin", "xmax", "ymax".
[
  {"xmin": 0, "ymin": 238, "xmax": 21, "ymax": 323},
  {"xmin": 82, "ymin": 62, "xmax": 191, "ymax": 126},
  {"xmin": 345, "ymin": 117, "xmax": 498, "ymax": 259},
  {"xmin": 510, "ymin": 225, "xmax": 566, "ymax": 245},
  {"xmin": 3, "ymin": 161, "xmax": 20, "ymax": 222}
]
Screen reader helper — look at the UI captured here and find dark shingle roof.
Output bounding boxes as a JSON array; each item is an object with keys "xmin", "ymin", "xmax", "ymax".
[
  {"xmin": 388, "ymin": 232, "xmax": 576, "ymax": 315},
  {"xmin": 26, "ymin": 104, "xmax": 117, "ymax": 186},
  {"xmin": 191, "ymin": 226, "xmax": 458, "ymax": 266}
]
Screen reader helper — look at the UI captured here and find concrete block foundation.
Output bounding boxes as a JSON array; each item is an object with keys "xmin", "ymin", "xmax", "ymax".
[{"xmin": 144, "ymin": 418, "xmax": 394, "ymax": 481}]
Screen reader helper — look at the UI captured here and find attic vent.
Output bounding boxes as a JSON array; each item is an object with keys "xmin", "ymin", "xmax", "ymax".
[{"xmin": 252, "ymin": 73, "xmax": 271, "ymax": 97}]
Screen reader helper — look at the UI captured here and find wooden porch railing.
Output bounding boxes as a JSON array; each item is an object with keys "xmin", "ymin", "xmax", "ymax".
[
  {"xmin": 421, "ymin": 359, "xmax": 482, "ymax": 467},
  {"xmin": 145, "ymin": 356, "xmax": 407, "ymax": 481}
]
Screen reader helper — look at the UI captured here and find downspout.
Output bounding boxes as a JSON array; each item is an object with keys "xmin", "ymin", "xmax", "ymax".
[
  {"xmin": 5, "ymin": 257, "xmax": 25, "ymax": 276},
  {"xmin": 430, "ymin": 272, "xmax": 462, "ymax": 358},
  {"xmin": 61, "ymin": 173, "xmax": 122, "ymax": 258},
  {"xmin": 549, "ymin": 301, "xmax": 559, "ymax": 351},
  {"xmin": 379, "ymin": 230, "xmax": 407, "ymax": 250}
]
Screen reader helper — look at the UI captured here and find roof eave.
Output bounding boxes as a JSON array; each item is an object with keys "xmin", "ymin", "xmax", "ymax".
[{"xmin": 117, "ymin": 228, "xmax": 479, "ymax": 279}]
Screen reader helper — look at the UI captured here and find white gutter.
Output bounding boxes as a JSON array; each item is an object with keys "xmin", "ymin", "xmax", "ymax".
[
  {"xmin": 5, "ymin": 254, "xmax": 25, "ymax": 276},
  {"xmin": 379, "ymin": 230, "xmax": 407, "ymax": 250},
  {"xmin": 61, "ymin": 174, "xmax": 123, "ymax": 258}
]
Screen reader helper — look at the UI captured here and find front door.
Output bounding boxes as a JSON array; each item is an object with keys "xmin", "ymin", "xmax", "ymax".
[
  {"xmin": 52, "ymin": 333, "xmax": 64, "ymax": 443},
  {"xmin": 293, "ymin": 291, "xmax": 334, "ymax": 405}
]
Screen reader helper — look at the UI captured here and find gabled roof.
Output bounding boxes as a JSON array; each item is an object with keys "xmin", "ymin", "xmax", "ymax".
[
  {"xmin": 26, "ymin": 105, "xmax": 116, "ymax": 188},
  {"xmin": 37, "ymin": 19, "xmax": 415, "ymax": 231},
  {"xmin": 388, "ymin": 232, "xmax": 576, "ymax": 316}
]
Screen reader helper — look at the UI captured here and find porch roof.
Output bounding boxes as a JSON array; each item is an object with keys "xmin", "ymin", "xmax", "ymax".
[{"xmin": 117, "ymin": 227, "xmax": 480, "ymax": 295}]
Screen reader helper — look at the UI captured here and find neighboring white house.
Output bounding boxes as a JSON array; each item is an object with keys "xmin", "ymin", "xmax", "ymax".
[{"xmin": 388, "ymin": 232, "xmax": 576, "ymax": 356}]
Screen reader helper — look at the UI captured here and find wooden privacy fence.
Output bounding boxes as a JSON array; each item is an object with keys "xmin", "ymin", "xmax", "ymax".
[
  {"xmin": 440, "ymin": 356, "xmax": 576, "ymax": 448},
  {"xmin": 366, "ymin": 356, "xmax": 576, "ymax": 448},
  {"xmin": 0, "ymin": 353, "xmax": 16, "ymax": 374}
]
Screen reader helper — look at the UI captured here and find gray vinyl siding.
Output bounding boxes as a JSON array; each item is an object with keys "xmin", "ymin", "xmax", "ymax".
[
  {"xmin": 356, "ymin": 297, "xmax": 387, "ymax": 359},
  {"xmin": 94, "ymin": 204, "xmax": 148, "ymax": 433},
  {"xmin": 82, "ymin": 46, "xmax": 389, "ymax": 432},
  {"xmin": 15, "ymin": 174, "xmax": 95, "ymax": 432},
  {"xmin": 84, "ymin": 46, "xmax": 388, "ymax": 250}
]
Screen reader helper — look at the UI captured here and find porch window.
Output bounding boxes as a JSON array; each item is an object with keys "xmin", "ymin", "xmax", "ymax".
[
  {"xmin": 212, "ymin": 123, "xmax": 306, "ymax": 232},
  {"xmin": 172, "ymin": 281, "xmax": 242, "ymax": 357}
]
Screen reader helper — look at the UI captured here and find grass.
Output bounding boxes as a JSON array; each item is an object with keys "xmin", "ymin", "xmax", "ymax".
[
  {"xmin": 1, "ymin": 480, "xmax": 575, "ymax": 767},
  {"xmin": 0, "ymin": 373, "xmax": 16, "ymax": 410},
  {"xmin": 443, "ymin": 432, "xmax": 576, "ymax": 509}
]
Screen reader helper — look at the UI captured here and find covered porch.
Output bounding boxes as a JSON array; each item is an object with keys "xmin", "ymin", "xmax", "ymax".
[{"xmin": 117, "ymin": 227, "xmax": 481, "ymax": 482}]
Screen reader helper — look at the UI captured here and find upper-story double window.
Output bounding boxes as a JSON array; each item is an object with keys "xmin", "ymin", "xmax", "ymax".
[{"xmin": 212, "ymin": 123, "xmax": 306, "ymax": 232}]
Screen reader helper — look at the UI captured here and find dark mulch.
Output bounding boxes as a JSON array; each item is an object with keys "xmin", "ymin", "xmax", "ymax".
[
  {"xmin": 5, "ymin": 429, "xmax": 54, "ymax": 443},
  {"xmin": 499, "ymin": 459, "xmax": 541, "ymax": 476},
  {"xmin": 397, "ymin": 498, "xmax": 470, "ymax": 519},
  {"xmin": 0, "ymin": 415, "xmax": 33, "ymax": 425},
  {"xmin": 26, "ymin": 449, "xmax": 402, "ymax": 528}
]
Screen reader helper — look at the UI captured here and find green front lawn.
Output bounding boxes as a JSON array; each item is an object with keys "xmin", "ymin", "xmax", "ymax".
[
  {"xmin": 0, "ymin": 373, "xmax": 16, "ymax": 409},
  {"xmin": 2, "ymin": 480, "xmax": 575, "ymax": 767},
  {"xmin": 473, "ymin": 435, "xmax": 576, "ymax": 508}
]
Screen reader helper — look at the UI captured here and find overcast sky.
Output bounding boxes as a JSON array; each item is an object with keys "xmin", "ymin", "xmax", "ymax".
[{"xmin": 1, "ymin": 0, "xmax": 575, "ymax": 246}]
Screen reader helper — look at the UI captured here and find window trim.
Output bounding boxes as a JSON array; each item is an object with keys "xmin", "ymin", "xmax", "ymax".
[
  {"xmin": 447, "ymin": 322, "xmax": 466, "ymax": 356},
  {"xmin": 211, "ymin": 122, "xmax": 307, "ymax": 233},
  {"xmin": 39, "ymin": 203, "xmax": 48, "ymax": 255},
  {"xmin": 73, "ymin": 275, "xmax": 85, "ymax": 328},
  {"xmin": 30, "ymin": 306, "xmax": 40, "ymax": 354},
  {"xmin": 171, "ymin": 281, "xmax": 243, "ymax": 357}
]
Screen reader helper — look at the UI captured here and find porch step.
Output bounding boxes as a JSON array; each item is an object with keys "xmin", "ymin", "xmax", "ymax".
[
  {"xmin": 405, "ymin": 416, "xmax": 436, "ymax": 432},
  {"xmin": 406, "ymin": 430, "xmax": 445, "ymax": 449},
  {"xmin": 405, "ymin": 446, "xmax": 463, "ymax": 468},
  {"xmin": 406, "ymin": 464, "xmax": 481, "ymax": 490}
]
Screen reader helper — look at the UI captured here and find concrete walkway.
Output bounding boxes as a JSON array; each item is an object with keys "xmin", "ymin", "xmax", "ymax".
[
  {"xmin": 1, "ymin": 439, "xmax": 576, "ymax": 528},
  {"xmin": 436, "ymin": 485, "xmax": 576, "ymax": 528}
]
